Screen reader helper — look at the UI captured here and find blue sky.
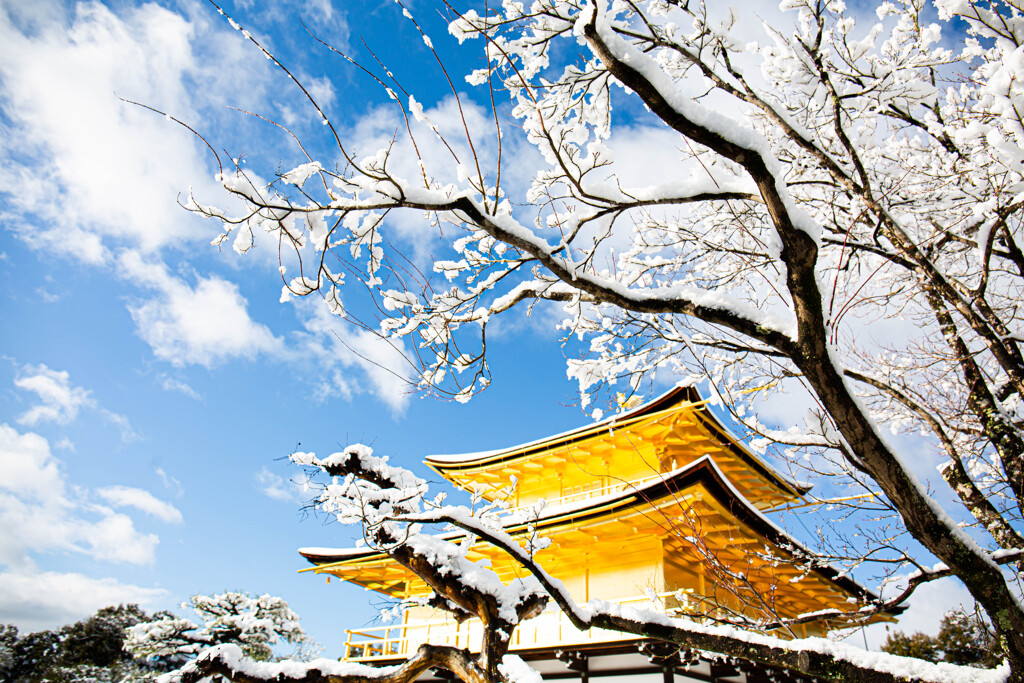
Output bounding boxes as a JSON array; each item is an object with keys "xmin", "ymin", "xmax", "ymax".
[
  {"xmin": 0, "ymin": 0, "xmax": 594, "ymax": 653},
  {"xmin": 0, "ymin": 0, "xmax": 976, "ymax": 656}
]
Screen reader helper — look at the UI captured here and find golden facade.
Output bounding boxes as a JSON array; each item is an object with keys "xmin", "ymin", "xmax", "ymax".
[{"xmin": 300, "ymin": 387, "xmax": 893, "ymax": 665}]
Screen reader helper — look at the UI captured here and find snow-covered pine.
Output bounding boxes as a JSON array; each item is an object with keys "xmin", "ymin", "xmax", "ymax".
[{"xmin": 126, "ymin": 591, "xmax": 311, "ymax": 671}]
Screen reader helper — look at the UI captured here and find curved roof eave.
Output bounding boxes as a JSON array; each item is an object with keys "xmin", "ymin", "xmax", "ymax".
[
  {"xmin": 424, "ymin": 384, "xmax": 809, "ymax": 500},
  {"xmin": 425, "ymin": 385, "xmax": 699, "ymax": 467}
]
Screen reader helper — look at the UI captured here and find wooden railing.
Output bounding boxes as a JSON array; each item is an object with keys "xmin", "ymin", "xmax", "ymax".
[
  {"xmin": 343, "ymin": 592, "xmax": 694, "ymax": 661},
  {"xmin": 504, "ymin": 472, "xmax": 670, "ymax": 516}
]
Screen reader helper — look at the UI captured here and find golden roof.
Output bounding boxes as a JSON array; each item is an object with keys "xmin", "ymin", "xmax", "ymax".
[
  {"xmin": 300, "ymin": 455, "xmax": 888, "ymax": 628},
  {"xmin": 425, "ymin": 386, "xmax": 806, "ymax": 511},
  {"xmin": 300, "ymin": 387, "xmax": 901, "ymax": 636}
]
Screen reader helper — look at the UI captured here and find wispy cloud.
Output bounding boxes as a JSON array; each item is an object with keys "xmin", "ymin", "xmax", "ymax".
[
  {"xmin": 155, "ymin": 467, "xmax": 184, "ymax": 498},
  {"xmin": 14, "ymin": 364, "xmax": 93, "ymax": 426},
  {"xmin": 159, "ymin": 375, "xmax": 202, "ymax": 401},
  {"xmin": 36, "ymin": 288, "xmax": 60, "ymax": 303},
  {"xmin": 297, "ymin": 300, "xmax": 414, "ymax": 415},
  {"xmin": 0, "ymin": 424, "xmax": 160, "ymax": 566},
  {"xmin": 255, "ymin": 467, "xmax": 307, "ymax": 503},
  {"xmin": 96, "ymin": 485, "xmax": 183, "ymax": 524},
  {"xmin": 103, "ymin": 409, "xmax": 140, "ymax": 443},
  {"xmin": 13, "ymin": 363, "xmax": 137, "ymax": 441}
]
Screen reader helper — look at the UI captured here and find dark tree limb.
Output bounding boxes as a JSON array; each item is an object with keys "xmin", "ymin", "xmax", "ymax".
[
  {"xmin": 177, "ymin": 643, "xmax": 491, "ymax": 683},
  {"xmin": 845, "ymin": 368, "xmax": 1024, "ymax": 552},
  {"xmin": 577, "ymin": 9, "xmax": 1024, "ymax": 677}
]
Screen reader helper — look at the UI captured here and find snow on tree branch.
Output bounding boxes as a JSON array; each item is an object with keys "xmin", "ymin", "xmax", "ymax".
[
  {"xmin": 205, "ymin": 447, "xmax": 1013, "ymax": 683},
  {"xmin": 175, "ymin": 0, "xmax": 1024, "ymax": 678},
  {"xmin": 127, "ymin": 591, "xmax": 310, "ymax": 671}
]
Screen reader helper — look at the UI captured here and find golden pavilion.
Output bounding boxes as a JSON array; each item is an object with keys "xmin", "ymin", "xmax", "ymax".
[{"xmin": 300, "ymin": 386, "xmax": 898, "ymax": 682}]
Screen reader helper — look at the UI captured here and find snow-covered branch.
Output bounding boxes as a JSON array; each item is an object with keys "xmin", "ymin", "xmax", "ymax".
[
  {"xmin": 286, "ymin": 448, "xmax": 1014, "ymax": 683},
  {"xmin": 172, "ymin": 643, "xmax": 489, "ymax": 683},
  {"xmin": 184, "ymin": 0, "xmax": 1024, "ymax": 677}
]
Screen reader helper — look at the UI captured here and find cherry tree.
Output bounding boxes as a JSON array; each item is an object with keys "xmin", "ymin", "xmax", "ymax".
[{"xmin": 172, "ymin": 0, "xmax": 1024, "ymax": 679}]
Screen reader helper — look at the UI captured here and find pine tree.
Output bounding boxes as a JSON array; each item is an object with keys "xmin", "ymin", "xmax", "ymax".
[
  {"xmin": 1, "ymin": 605, "xmax": 157, "ymax": 683},
  {"xmin": 125, "ymin": 592, "xmax": 313, "ymax": 672},
  {"xmin": 880, "ymin": 631, "xmax": 939, "ymax": 663},
  {"xmin": 881, "ymin": 608, "xmax": 1004, "ymax": 668}
]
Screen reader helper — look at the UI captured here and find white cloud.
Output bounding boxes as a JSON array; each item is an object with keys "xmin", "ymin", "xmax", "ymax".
[
  {"xmin": 0, "ymin": 425, "xmax": 63, "ymax": 500},
  {"xmin": 255, "ymin": 467, "xmax": 306, "ymax": 503},
  {"xmin": 0, "ymin": 1, "xmax": 465, "ymax": 418},
  {"xmin": 306, "ymin": 75, "xmax": 336, "ymax": 110},
  {"xmin": 0, "ymin": 424, "xmax": 160, "ymax": 566},
  {"xmin": 345, "ymin": 95, "xmax": 519, "ymax": 265},
  {"xmin": 229, "ymin": 0, "xmax": 350, "ymax": 52},
  {"xmin": 858, "ymin": 576, "xmax": 974, "ymax": 649},
  {"xmin": 96, "ymin": 485, "xmax": 183, "ymax": 524},
  {"xmin": 78, "ymin": 511, "xmax": 160, "ymax": 565},
  {"xmin": 120, "ymin": 252, "xmax": 283, "ymax": 367},
  {"xmin": 298, "ymin": 301, "xmax": 413, "ymax": 414},
  {"xmin": 13, "ymin": 363, "xmax": 137, "ymax": 440},
  {"xmin": 101, "ymin": 408, "xmax": 140, "ymax": 443},
  {"xmin": 0, "ymin": 1, "xmax": 272, "ymax": 262},
  {"xmin": 160, "ymin": 375, "xmax": 202, "ymax": 400},
  {"xmin": 155, "ymin": 467, "xmax": 184, "ymax": 498},
  {"xmin": 36, "ymin": 288, "xmax": 60, "ymax": 303},
  {"xmin": 0, "ymin": 566, "xmax": 167, "ymax": 633},
  {"xmin": 14, "ymin": 364, "xmax": 93, "ymax": 426},
  {"xmin": 120, "ymin": 253, "xmax": 417, "ymax": 408}
]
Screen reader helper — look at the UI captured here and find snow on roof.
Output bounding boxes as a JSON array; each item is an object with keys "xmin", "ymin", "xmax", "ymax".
[
  {"xmin": 425, "ymin": 384, "xmax": 696, "ymax": 465},
  {"xmin": 425, "ymin": 383, "xmax": 807, "ymax": 498},
  {"xmin": 296, "ymin": 546, "xmax": 372, "ymax": 558}
]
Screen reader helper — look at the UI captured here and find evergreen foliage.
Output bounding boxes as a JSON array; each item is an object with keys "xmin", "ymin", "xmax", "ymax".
[
  {"xmin": 126, "ymin": 592, "xmax": 314, "ymax": 672},
  {"xmin": 0, "ymin": 593, "xmax": 309, "ymax": 683},
  {"xmin": 881, "ymin": 609, "xmax": 1004, "ymax": 669},
  {"xmin": 0, "ymin": 604, "xmax": 156, "ymax": 683}
]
